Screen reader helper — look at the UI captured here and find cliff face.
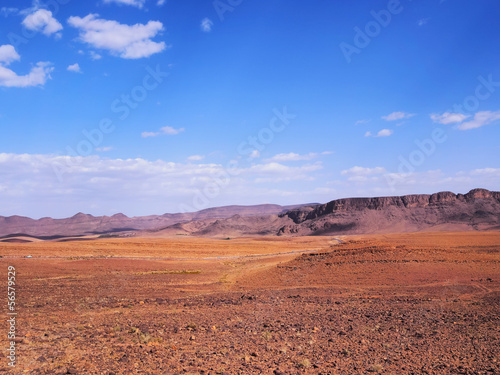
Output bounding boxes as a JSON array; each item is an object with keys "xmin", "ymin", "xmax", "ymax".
[
  {"xmin": 281, "ymin": 189, "xmax": 500, "ymax": 224},
  {"xmin": 277, "ymin": 189, "xmax": 500, "ymax": 236}
]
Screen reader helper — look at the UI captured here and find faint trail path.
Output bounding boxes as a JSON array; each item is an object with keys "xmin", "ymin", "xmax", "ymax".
[
  {"xmin": 331, "ymin": 237, "xmax": 345, "ymax": 244},
  {"xmin": 0, "ymin": 248, "xmax": 324, "ymax": 261}
]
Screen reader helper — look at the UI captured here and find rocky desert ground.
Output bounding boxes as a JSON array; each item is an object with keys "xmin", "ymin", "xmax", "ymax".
[{"xmin": 1, "ymin": 231, "xmax": 499, "ymax": 374}]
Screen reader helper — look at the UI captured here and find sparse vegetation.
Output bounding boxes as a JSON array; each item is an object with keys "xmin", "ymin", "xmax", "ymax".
[
  {"xmin": 261, "ymin": 330, "xmax": 272, "ymax": 340},
  {"xmin": 128, "ymin": 327, "xmax": 139, "ymax": 334},
  {"xmin": 297, "ymin": 358, "xmax": 311, "ymax": 368},
  {"xmin": 134, "ymin": 269, "xmax": 201, "ymax": 275},
  {"xmin": 368, "ymin": 364, "xmax": 383, "ymax": 373},
  {"xmin": 341, "ymin": 348, "xmax": 350, "ymax": 356}
]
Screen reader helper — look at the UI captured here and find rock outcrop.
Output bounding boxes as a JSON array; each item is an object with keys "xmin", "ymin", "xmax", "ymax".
[
  {"xmin": 1, "ymin": 189, "xmax": 499, "ymax": 238},
  {"xmin": 276, "ymin": 189, "xmax": 500, "ymax": 236}
]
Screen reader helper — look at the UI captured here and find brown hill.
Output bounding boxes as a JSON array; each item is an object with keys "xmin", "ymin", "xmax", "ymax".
[
  {"xmin": 0, "ymin": 204, "xmax": 306, "ymax": 238},
  {"xmin": 1, "ymin": 189, "xmax": 499, "ymax": 238},
  {"xmin": 148, "ymin": 188, "xmax": 500, "ymax": 238}
]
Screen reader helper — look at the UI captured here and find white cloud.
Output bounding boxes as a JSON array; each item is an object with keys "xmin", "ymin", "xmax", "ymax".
[
  {"xmin": 382, "ymin": 112, "xmax": 416, "ymax": 121},
  {"xmin": 365, "ymin": 129, "xmax": 393, "ymax": 137},
  {"xmin": 0, "ymin": 45, "xmax": 53, "ymax": 88},
  {"xmin": 96, "ymin": 146, "xmax": 113, "ymax": 152},
  {"xmin": 249, "ymin": 150, "xmax": 260, "ymax": 159},
  {"xmin": 22, "ymin": 9, "xmax": 63, "ymax": 37},
  {"xmin": 430, "ymin": 112, "xmax": 469, "ymax": 125},
  {"xmin": 457, "ymin": 111, "xmax": 500, "ymax": 130},
  {"xmin": 142, "ymin": 126, "xmax": 184, "ymax": 138},
  {"xmin": 249, "ymin": 162, "xmax": 323, "ymax": 183},
  {"xmin": 267, "ymin": 152, "xmax": 312, "ymax": 162},
  {"xmin": 0, "ymin": 45, "xmax": 20, "ymax": 65},
  {"xmin": 430, "ymin": 110, "xmax": 500, "ymax": 130},
  {"xmin": 0, "ymin": 152, "xmax": 497, "ymax": 218},
  {"xmin": 470, "ymin": 168, "xmax": 500, "ymax": 176},
  {"xmin": 161, "ymin": 126, "xmax": 184, "ymax": 135},
  {"xmin": 89, "ymin": 51, "xmax": 102, "ymax": 60},
  {"xmin": 141, "ymin": 131, "xmax": 159, "ymax": 138},
  {"xmin": 341, "ymin": 166, "xmax": 386, "ymax": 176},
  {"xmin": 187, "ymin": 155, "xmax": 205, "ymax": 161},
  {"xmin": 417, "ymin": 18, "xmax": 429, "ymax": 26},
  {"xmin": 67, "ymin": 63, "xmax": 81, "ymax": 73},
  {"xmin": 380, "ymin": 169, "xmax": 492, "ymax": 194},
  {"xmin": 354, "ymin": 119, "xmax": 370, "ymax": 126},
  {"xmin": 265, "ymin": 152, "xmax": 331, "ymax": 163},
  {"xmin": 200, "ymin": 18, "xmax": 213, "ymax": 32},
  {"xmin": 376, "ymin": 129, "xmax": 393, "ymax": 137},
  {"xmin": 0, "ymin": 153, "xmax": 327, "ymax": 217},
  {"xmin": 103, "ymin": 0, "xmax": 146, "ymax": 8},
  {"xmin": 68, "ymin": 14, "xmax": 167, "ymax": 59},
  {"xmin": 157, "ymin": 0, "xmax": 166, "ymax": 5}
]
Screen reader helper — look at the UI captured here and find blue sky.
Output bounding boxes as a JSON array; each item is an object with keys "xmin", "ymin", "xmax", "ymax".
[{"xmin": 1, "ymin": 0, "xmax": 499, "ymax": 218}]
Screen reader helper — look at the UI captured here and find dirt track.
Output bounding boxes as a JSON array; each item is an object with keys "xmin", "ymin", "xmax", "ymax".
[{"xmin": 0, "ymin": 232, "xmax": 499, "ymax": 374}]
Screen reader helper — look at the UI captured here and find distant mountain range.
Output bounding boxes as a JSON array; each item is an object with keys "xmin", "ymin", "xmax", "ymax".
[
  {"xmin": 0, "ymin": 204, "xmax": 309, "ymax": 238},
  {"xmin": 1, "ymin": 189, "xmax": 499, "ymax": 240}
]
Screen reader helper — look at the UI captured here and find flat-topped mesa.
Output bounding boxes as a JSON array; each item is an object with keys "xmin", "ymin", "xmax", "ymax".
[
  {"xmin": 464, "ymin": 188, "xmax": 500, "ymax": 200},
  {"xmin": 281, "ymin": 189, "xmax": 499, "ymax": 224}
]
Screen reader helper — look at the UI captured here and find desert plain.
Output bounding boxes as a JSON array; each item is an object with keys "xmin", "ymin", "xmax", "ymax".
[{"xmin": 0, "ymin": 231, "xmax": 499, "ymax": 374}]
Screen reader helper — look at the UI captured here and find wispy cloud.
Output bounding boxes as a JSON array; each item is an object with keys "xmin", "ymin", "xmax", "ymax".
[
  {"xmin": 187, "ymin": 155, "xmax": 205, "ymax": 161},
  {"xmin": 1, "ymin": 7, "xmax": 18, "ymax": 17},
  {"xmin": 457, "ymin": 110, "xmax": 500, "ymax": 130},
  {"xmin": 89, "ymin": 51, "xmax": 102, "ymax": 60},
  {"xmin": 249, "ymin": 162, "xmax": 323, "ymax": 183},
  {"xmin": 354, "ymin": 119, "xmax": 370, "ymax": 126},
  {"xmin": 382, "ymin": 112, "xmax": 416, "ymax": 121},
  {"xmin": 249, "ymin": 150, "xmax": 260, "ymax": 159},
  {"xmin": 142, "ymin": 126, "xmax": 185, "ymax": 138},
  {"xmin": 341, "ymin": 166, "xmax": 386, "ymax": 182},
  {"xmin": 68, "ymin": 14, "xmax": 167, "ymax": 59},
  {"xmin": 103, "ymin": 0, "xmax": 146, "ymax": 8},
  {"xmin": 341, "ymin": 166, "xmax": 386, "ymax": 176},
  {"xmin": 0, "ymin": 153, "xmax": 325, "ymax": 216},
  {"xmin": 0, "ymin": 45, "xmax": 53, "ymax": 88},
  {"xmin": 365, "ymin": 129, "xmax": 393, "ymax": 137},
  {"xmin": 471, "ymin": 167, "xmax": 500, "ymax": 176},
  {"xmin": 200, "ymin": 18, "xmax": 213, "ymax": 33},
  {"xmin": 141, "ymin": 131, "xmax": 159, "ymax": 138},
  {"xmin": 430, "ymin": 112, "xmax": 469, "ymax": 124},
  {"xmin": 67, "ymin": 63, "xmax": 81, "ymax": 73},
  {"xmin": 96, "ymin": 146, "xmax": 113, "ymax": 152},
  {"xmin": 265, "ymin": 151, "xmax": 331, "ymax": 162},
  {"xmin": 160, "ymin": 126, "xmax": 184, "ymax": 135},
  {"xmin": 22, "ymin": 9, "xmax": 63, "ymax": 37},
  {"xmin": 417, "ymin": 18, "xmax": 429, "ymax": 26}
]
